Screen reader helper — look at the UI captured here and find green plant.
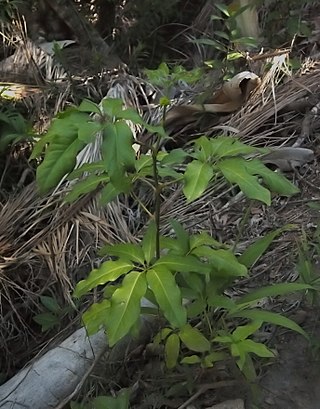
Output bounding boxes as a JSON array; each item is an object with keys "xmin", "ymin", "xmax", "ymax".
[
  {"xmin": 32, "ymin": 64, "xmax": 312, "ymax": 383},
  {"xmin": 193, "ymin": 3, "xmax": 258, "ymax": 76},
  {"xmin": 33, "ymin": 295, "xmax": 74, "ymax": 332},
  {"xmin": 0, "ymin": 106, "xmax": 33, "ymax": 152},
  {"xmin": 70, "ymin": 388, "xmax": 130, "ymax": 409},
  {"xmin": 296, "ymin": 228, "xmax": 320, "ymax": 306}
]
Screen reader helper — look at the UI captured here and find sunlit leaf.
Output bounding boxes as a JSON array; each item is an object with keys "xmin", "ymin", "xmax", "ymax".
[
  {"xmin": 108, "ymin": 272, "xmax": 147, "ymax": 346},
  {"xmin": 183, "ymin": 160, "xmax": 213, "ymax": 202},
  {"xmin": 245, "ymin": 159, "xmax": 299, "ymax": 196},
  {"xmin": 37, "ymin": 129, "xmax": 85, "ymax": 194},
  {"xmin": 192, "ymin": 247, "xmax": 247, "ymax": 277},
  {"xmin": 78, "ymin": 99, "xmax": 101, "ymax": 114},
  {"xmin": 147, "ymin": 267, "xmax": 187, "ymax": 328},
  {"xmin": 239, "ymin": 225, "xmax": 295, "ymax": 268},
  {"xmin": 74, "ymin": 260, "xmax": 133, "ymax": 297},
  {"xmin": 218, "ymin": 158, "xmax": 271, "ymax": 205},
  {"xmin": 230, "ymin": 309, "xmax": 309, "ymax": 338},
  {"xmin": 78, "ymin": 121, "xmax": 103, "ymax": 143},
  {"xmin": 236, "ymin": 283, "xmax": 313, "ymax": 305},
  {"xmin": 64, "ymin": 173, "xmax": 109, "ymax": 203},
  {"xmin": 102, "ymin": 121, "xmax": 135, "ymax": 177},
  {"xmin": 240, "ymin": 339, "xmax": 275, "ymax": 358},
  {"xmin": 82, "ymin": 299, "xmax": 111, "ymax": 335},
  {"xmin": 153, "ymin": 254, "xmax": 211, "ymax": 274},
  {"xmin": 100, "ymin": 182, "xmax": 120, "ymax": 204},
  {"xmin": 179, "ymin": 324, "xmax": 210, "ymax": 352},
  {"xmin": 142, "ymin": 221, "xmax": 157, "ymax": 264},
  {"xmin": 99, "ymin": 243, "xmax": 145, "ymax": 264},
  {"xmin": 180, "ymin": 355, "xmax": 201, "ymax": 365},
  {"xmin": 165, "ymin": 333, "xmax": 180, "ymax": 369},
  {"xmin": 232, "ymin": 321, "xmax": 262, "ymax": 341}
]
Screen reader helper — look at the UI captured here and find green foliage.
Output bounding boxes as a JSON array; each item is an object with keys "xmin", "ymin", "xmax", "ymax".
[
  {"xmin": 262, "ymin": 0, "xmax": 313, "ymax": 48},
  {"xmin": 34, "ymin": 79, "xmax": 308, "ymax": 382},
  {"xmin": 0, "ymin": 0, "xmax": 19, "ymax": 24},
  {"xmin": 71, "ymin": 388, "xmax": 130, "ymax": 409},
  {"xmin": 296, "ymin": 228, "xmax": 320, "ymax": 305},
  {"xmin": 33, "ymin": 295, "xmax": 72, "ymax": 332},
  {"xmin": 183, "ymin": 136, "xmax": 299, "ymax": 203},
  {"xmin": 193, "ymin": 3, "xmax": 258, "ymax": 75},
  {"xmin": 0, "ymin": 107, "xmax": 33, "ymax": 152},
  {"xmin": 145, "ymin": 63, "xmax": 203, "ymax": 93}
]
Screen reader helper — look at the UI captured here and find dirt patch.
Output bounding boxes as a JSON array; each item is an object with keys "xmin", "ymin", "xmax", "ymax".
[{"xmin": 259, "ymin": 313, "xmax": 320, "ymax": 409}]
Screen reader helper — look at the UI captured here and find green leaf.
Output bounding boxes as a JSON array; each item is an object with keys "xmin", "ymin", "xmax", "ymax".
[
  {"xmin": 36, "ymin": 130, "xmax": 86, "ymax": 194},
  {"xmin": 183, "ymin": 160, "xmax": 213, "ymax": 202},
  {"xmin": 78, "ymin": 99, "xmax": 101, "ymax": 114},
  {"xmin": 187, "ymin": 298, "xmax": 206, "ymax": 318},
  {"xmin": 67, "ymin": 161, "xmax": 106, "ymax": 180},
  {"xmin": 147, "ymin": 267, "xmax": 187, "ymax": 328},
  {"xmin": 73, "ymin": 260, "xmax": 133, "ymax": 298},
  {"xmin": 101, "ymin": 98, "xmax": 123, "ymax": 118},
  {"xmin": 64, "ymin": 173, "xmax": 109, "ymax": 203},
  {"xmin": 207, "ymin": 294, "xmax": 237, "ymax": 310},
  {"xmin": 153, "ymin": 254, "xmax": 211, "ymax": 274},
  {"xmin": 203, "ymin": 352, "xmax": 227, "ymax": 367},
  {"xmin": 230, "ymin": 309, "xmax": 309, "ymax": 339},
  {"xmin": 100, "ymin": 182, "xmax": 120, "ymax": 204},
  {"xmin": 99, "ymin": 243, "xmax": 145, "ymax": 264},
  {"xmin": 82, "ymin": 299, "xmax": 111, "ymax": 335},
  {"xmin": 239, "ymin": 226, "xmax": 294, "ymax": 268},
  {"xmin": 232, "ymin": 321, "xmax": 262, "ymax": 341},
  {"xmin": 194, "ymin": 136, "xmax": 214, "ymax": 161},
  {"xmin": 236, "ymin": 283, "xmax": 313, "ymax": 305},
  {"xmin": 161, "ymin": 148, "xmax": 188, "ymax": 165},
  {"xmin": 117, "ymin": 108, "xmax": 144, "ymax": 125},
  {"xmin": 78, "ymin": 121, "xmax": 103, "ymax": 143},
  {"xmin": 144, "ymin": 123, "xmax": 167, "ymax": 138},
  {"xmin": 210, "ymin": 137, "xmax": 260, "ymax": 158},
  {"xmin": 170, "ymin": 220, "xmax": 190, "ymax": 255},
  {"xmin": 215, "ymin": 3, "xmax": 230, "ymax": 16},
  {"xmin": 32, "ymin": 108, "xmax": 88, "ymax": 160},
  {"xmin": 92, "ymin": 389, "xmax": 130, "ymax": 409},
  {"xmin": 189, "ymin": 232, "xmax": 223, "ymax": 250},
  {"xmin": 33, "ymin": 312, "xmax": 60, "ymax": 331},
  {"xmin": 165, "ymin": 333, "xmax": 180, "ymax": 369},
  {"xmin": 157, "ymin": 166, "xmax": 181, "ymax": 180},
  {"xmin": 107, "ymin": 271, "xmax": 147, "ymax": 346},
  {"xmin": 102, "ymin": 121, "xmax": 135, "ymax": 176},
  {"xmin": 218, "ymin": 158, "xmax": 271, "ymax": 205},
  {"xmin": 40, "ymin": 295, "xmax": 61, "ymax": 314},
  {"xmin": 179, "ymin": 324, "xmax": 210, "ymax": 352},
  {"xmin": 239, "ymin": 339, "xmax": 275, "ymax": 358},
  {"xmin": 180, "ymin": 355, "xmax": 201, "ymax": 365},
  {"xmin": 142, "ymin": 221, "xmax": 157, "ymax": 264},
  {"xmin": 192, "ymin": 247, "xmax": 247, "ymax": 277},
  {"xmin": 182, "ymin": 272, "xmax": 204, "ymax": 294},
  {"xmin": 153, "ymin": 327, "xmax": 173, "ymax": 344},
  {"xmin": 245, "ymin": 159, "xmax": 300, "ymax": 196},
  {"xmin": 193, "ymin": 38, "xmax": 227, "ymax": 52},
  {"xmin": 227, "ymin": 52, "xmax": 244, "ymax": 61},
  {"xmin": 135, "ymin": 154, "xmax": 153, "ymax": 172}
]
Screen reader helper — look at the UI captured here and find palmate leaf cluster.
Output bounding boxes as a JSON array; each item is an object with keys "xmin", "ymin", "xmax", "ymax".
[{"xmin": 32, "ymin": 96, "xmax": 311, "ymax": 377}]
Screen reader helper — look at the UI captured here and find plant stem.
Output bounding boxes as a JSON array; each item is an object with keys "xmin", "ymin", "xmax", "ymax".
[
  {"xmin": 152, "ymin": 142, "xmax": 161, "ymax": 260},
  {"xmin": 152, "ymin": 105, "xmax": 168, "ymax": 259}
]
